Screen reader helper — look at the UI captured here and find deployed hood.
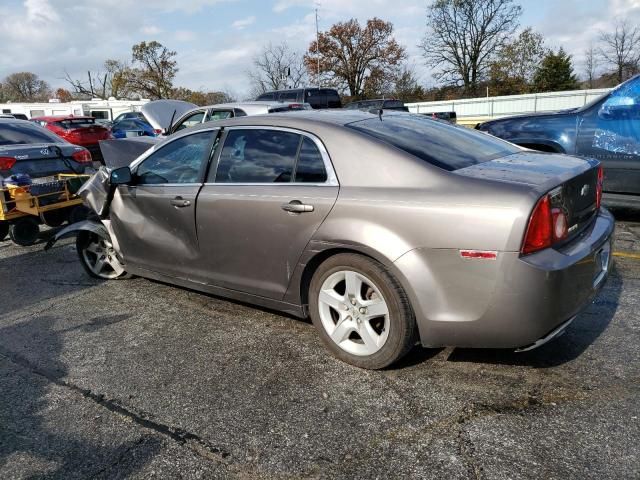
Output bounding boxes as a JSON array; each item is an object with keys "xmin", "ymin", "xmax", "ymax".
[
  {"xmin": 141, "ymin": 100, "xmax": 197, "ymax": 132},
  {"xmin": 99, "ymin": 137, "xmax": 158, "ymax": 169}
]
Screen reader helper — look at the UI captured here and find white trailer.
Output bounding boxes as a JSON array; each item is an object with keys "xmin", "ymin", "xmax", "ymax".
[{"xmin": 0, "ymin": 99, "xmax": 150, "ymax": 120}]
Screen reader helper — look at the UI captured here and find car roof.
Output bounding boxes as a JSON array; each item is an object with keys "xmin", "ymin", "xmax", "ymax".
[
  {"xmin": 0, "ymin": 117, "xmax": 35, "ymax": 124},
  {"xmin": 185, "ymin": 109, "xmax": 401, "ymax": 132}
]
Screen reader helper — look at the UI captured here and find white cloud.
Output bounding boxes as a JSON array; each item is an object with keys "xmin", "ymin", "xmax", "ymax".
[
  {"xmin": 175, "ymin": 30, "xmax": 196, "ymax": 42},
  {"xmin": 232, "ymin": 15, "xmax": 256, "ymax": 29},
  {"xmin": 141, "ymin": 25, "xmax": 163, "ymax": 35}
]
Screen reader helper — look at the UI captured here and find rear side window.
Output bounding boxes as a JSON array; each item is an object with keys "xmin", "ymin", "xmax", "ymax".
[
  {"xmin": 279, "ymin": 90, "xmax": 299, "ymax": 102},
  {"xmin": 215, "ymin": 129, "xmax": 300, "ymax": 183},
  {"xmin": 0, "ymin": 122, "xmax": 64, "ymax": 145},
  {"xmin": 295, "ymin": 137, "xmax": 327, "ymax": 183},
  {"xmin": 256, "ymin": 92, "xmax": 276, "ymax": 101},
  {"xmin": 347, "ymin": 115, "xmax": 520, "ymax": 171},
  {"xmin": 213, "ymin": 129, "xmax": 329, "ymax": 183}
]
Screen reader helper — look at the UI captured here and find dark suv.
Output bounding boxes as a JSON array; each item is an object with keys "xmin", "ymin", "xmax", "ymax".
[
  {"xmin": 344, "ymin": 99, "xmax": 409, "ymax": 112},
  {"xmin": 256, "ymin": 88, "xmax": 342, "ymax": 109},
  {"xmin": 478, "ymin": 75, "xmax": 640, "ymax": 208}
]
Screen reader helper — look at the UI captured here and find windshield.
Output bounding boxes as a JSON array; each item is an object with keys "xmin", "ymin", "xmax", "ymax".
[
  {"xmin": 347, "ymin": 114, "xmax": 520, "ymax": 171},
  {"xmin": 0, "ymin": 122, "xmax": 65, "ymax": 146}
]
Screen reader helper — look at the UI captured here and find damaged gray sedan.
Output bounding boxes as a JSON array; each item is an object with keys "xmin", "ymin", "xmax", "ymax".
[{"xmin": 47, "ymin": 111, "xmax": 614, "ymax": 369}]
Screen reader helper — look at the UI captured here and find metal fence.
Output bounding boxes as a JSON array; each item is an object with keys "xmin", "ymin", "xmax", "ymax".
[{"xmin": 406, "ymin": 88, "xmax": 611, "ymax": 121}]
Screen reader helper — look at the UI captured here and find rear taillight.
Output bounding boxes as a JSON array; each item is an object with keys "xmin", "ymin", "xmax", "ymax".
[
  {"xmin": 522, "ymin": 194, "xmax": 569, "ymax": 255},
  {"xmin": 0, "ymin": 156, "xmax": 16, "ymax": 170},
  {"xmin": 71, "ymin": 149, "xmax": 92, "ymax": 163},
  {"xmin": 596, "ymin": 164, "xmax": 604, "ymax": 209},
  {"xmin": 288, "ymin": 104, "xmax": 305, "ymax": 110},
  {"xmin": 154, "ymin": 129, "xmax": 163, "ymax": 136},
  {"xmin": 522, "ymin": 195, "xmax": 552, "ymax": 254}
]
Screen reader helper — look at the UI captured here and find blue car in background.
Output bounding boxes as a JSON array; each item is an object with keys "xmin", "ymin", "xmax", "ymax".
[
  {"xmin": 478, "ymin": 74, "xmax": 640, "ymax": 208},
  {"xmin": 110, "ymin": 118, "xmax": 157, "ymax": 139}
]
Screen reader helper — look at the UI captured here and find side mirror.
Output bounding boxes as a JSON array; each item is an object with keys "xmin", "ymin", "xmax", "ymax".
[{"xmin": 110, "ymin": 166, "xmax": 132, "ymax": 185}]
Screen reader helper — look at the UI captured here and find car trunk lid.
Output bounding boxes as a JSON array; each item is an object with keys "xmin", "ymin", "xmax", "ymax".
[
  {"xmin": 0, "ymin": 143, "xmax": 85, "ymax": 178},
  {"xmin": 456, "ymin": 151, "xmax": 601, "ymax": 243}
]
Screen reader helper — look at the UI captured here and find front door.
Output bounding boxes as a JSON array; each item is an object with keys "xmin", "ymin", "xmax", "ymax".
[
  {"xmin": 576, "ymin": 76, "xmax": 640, "ymax": 196},
  {"xmin": 110, "ymin": 129, "xmax": 217, "ymax": 278},
  {"xmin": 195, "ymin": 128, "xmax": 339, "ymax": 300}
]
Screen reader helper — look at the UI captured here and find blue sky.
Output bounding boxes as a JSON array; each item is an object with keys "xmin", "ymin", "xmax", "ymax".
[{"xmin": 0, "ymin": 0, "xmax": 638, "ymax": 98}]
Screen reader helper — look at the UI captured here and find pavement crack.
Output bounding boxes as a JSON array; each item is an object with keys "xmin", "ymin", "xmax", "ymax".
[{"xmin": 0, "ymin": 347, "xmax": 231, "ymax": 466}]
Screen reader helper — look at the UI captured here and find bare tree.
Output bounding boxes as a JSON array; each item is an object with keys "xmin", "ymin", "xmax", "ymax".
[
  {"xmin": 248, "ymin": 42, "xmax": 307, "ymax": 95},
  {"xmin": 598, "ymin": 20, "xmax": 640, "ymax": 84},
  {"xmin": 421, "ymin": 0, "xmax": 522, "ymax": 95},
  {"xmin": 583, "ymin": 43, "xmax": 599, "ymax": 88},
  {"xmin": 2, "ymin": 72, "xmax": 51, "ymax": 102},
  {"xmin": 64, "ymin": 60, "xmax": 131, "ymax": 100}
]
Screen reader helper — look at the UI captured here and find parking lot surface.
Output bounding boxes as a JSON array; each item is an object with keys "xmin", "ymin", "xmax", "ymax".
[{"xmin": 1, "ymin": 211, "xmax": 639, "ymax": 479}]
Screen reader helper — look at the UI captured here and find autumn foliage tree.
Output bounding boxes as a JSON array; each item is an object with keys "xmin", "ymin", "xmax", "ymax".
[{"xmin": 305, "ymin": 18, "xmax": 406, "ymax": 97}]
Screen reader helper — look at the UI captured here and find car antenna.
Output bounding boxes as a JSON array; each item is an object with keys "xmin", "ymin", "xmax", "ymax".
[{"xmin": 167, "ymin": 109, "xmax": 177, "ymax": 134}]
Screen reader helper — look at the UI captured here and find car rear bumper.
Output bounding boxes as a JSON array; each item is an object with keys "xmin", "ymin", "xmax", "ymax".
[{"xmin": 394, "ymin": 208, "xmax": 615, "ymax": 349}]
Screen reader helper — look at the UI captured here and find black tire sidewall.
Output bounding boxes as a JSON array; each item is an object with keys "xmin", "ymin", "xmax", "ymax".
[
  {"xmin": 309, "ymin": 253, "xmax": 415, "ymax": 369},
  {"xmin": 9, "ymin": 218, "xmax": 40, "ymax": 246},
  {"xmin": 0, "ymin": 222, "xmax": 8, "ymax": 242}
]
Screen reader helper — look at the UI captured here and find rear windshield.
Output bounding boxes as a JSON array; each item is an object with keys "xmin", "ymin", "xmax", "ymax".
[
  {"xmin": 346, "ymin": 114, "xmax": 520, "ymax": 171},
  {"xmin": 0, "ymin": 122, "xmax": 64, "ymax": 146},
  {"xmin": 55, "ymin": 118, "xmax": 96, "ymax": 129}
]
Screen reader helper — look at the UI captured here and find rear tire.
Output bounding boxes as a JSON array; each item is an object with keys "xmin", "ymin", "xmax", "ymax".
[
  {"xmin": 9, "ymin": 218, "xmax": 40, "ymax": 246},
  {"xmin": 309, "ymin": 253, "xmax": 416, "ymax": 369},
  {"xmin": 76, "ymin": 232, "xmax": 130, "ymax": 280},
  {"xmin": 0, "ymin": 222, "xmax": 8, "ymax": 242}
]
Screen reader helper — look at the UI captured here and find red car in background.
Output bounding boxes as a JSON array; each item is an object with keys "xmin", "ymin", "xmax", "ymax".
[{"xmin": 30, "ymin": 116, "xmax": 111, "ymax": 162}]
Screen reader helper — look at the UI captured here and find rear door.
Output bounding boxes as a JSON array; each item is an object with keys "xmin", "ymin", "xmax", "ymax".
[
  {"xmin": 195, "ymin": 127, "xmax": 339, "ymax": 299},
  {"xmin": 576, "ymin": 76, "xmax": 640, "ymax": 195},
  {"xmin": 110, "ymin": 129, "xmax": 218, "ymax": 278}
]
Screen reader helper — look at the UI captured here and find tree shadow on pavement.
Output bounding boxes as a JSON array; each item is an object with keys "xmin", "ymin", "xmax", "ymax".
[
  {"xmin": 445, "ymin": 262, "xmax": 624, "ymax": 368},
  {"xmin": 0, "ymin": 315, "xmax": 161, "ymax": 479}
]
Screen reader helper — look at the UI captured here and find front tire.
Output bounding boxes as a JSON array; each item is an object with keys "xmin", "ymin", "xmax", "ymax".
[
  {"xmin": 76, "ymin": 232, "xmax": 129, "ymax": 280},
  {"xmin": 309, "ymin": 253, "xmax": 416, "ymax": 369}
]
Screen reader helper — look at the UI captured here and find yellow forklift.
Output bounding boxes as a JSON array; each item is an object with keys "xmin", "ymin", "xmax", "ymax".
[{"xmin": 0, "ymin": 174, "xmax": 90, "ymax": 246}]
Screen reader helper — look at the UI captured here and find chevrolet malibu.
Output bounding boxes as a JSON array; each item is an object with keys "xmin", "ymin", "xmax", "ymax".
[{"xmin": 47, "ymin": 111, "xmax": 614, "ymax": 369}]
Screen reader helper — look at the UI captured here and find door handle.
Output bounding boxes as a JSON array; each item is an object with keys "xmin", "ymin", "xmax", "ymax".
[
  {"xmin": 281, "ymin": 201, "xmax": 314, "ymax": 213},
  {"xmin": 171, "ymin": 197, "xmax": 191, "ymax": 208}
]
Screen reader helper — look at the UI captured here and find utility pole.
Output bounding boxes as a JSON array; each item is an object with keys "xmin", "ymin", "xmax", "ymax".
[{"xmin": 315, "ymin": 5, "xmax": 321, "ymax": 89}]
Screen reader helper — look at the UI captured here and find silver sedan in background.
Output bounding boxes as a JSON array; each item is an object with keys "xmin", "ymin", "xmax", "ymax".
[{"xmin": 48, "ymin": 111, "xmax": 614, "ymax": 369}]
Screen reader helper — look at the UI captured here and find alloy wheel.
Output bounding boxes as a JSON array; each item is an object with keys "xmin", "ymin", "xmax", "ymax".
[
  {"xmin": 80, "ymin": 236, "xmax": 125, "ymax": 279},
  {"xmin": 318, "ymin": 270, "xmax": 390, "ymax": 356}
]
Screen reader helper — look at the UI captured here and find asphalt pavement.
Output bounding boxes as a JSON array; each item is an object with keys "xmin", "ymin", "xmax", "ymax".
[{"xmin": 0, "ymin": 210, "xmax": 639, "ymax": 479}]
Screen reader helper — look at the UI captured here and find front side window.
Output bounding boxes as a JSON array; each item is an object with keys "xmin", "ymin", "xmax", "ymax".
[
  {"xmin": 136, "ymin": 131, "xmax": 213, "ymax": 184},
  {"xmin": 175, "ymin": 111, "xmax": 205, "ymax": 132},
  {"xmin": 214, "ymin": 129, "xmax": 300, "ymax": 183}
]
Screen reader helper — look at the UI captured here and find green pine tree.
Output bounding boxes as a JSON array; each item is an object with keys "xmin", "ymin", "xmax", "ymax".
[{"xmin": 533, "ymin": 48, "xmax": 580, "ymax": 92}]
